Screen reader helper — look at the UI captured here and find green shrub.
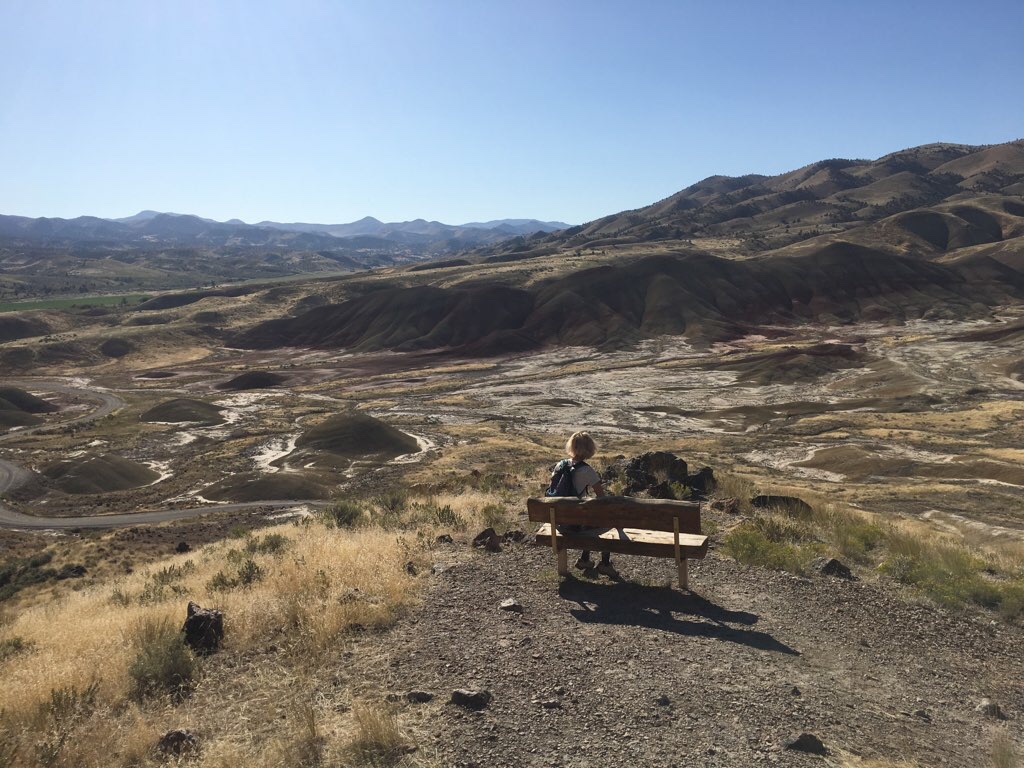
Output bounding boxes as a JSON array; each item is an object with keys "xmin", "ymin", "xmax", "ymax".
[
  {"xmin": 432, "ymin": 504, "xmax": 467, "ymax": 531},
  {"xmin": 237, "ymin": 559, "xmax": 263, "ymax": 586},
  {"xmin": 128, "ymin": 619, "xmax": 196, "ymax": 700},
  {"xmin": 721, "ymin": 523, "xmax": 812, "ymax": 574},
  {"xmin": 322, "ymin": 500, "xmax": 364, "ymax": 528},
  {"xmin": 206, "ymin": 558, "xmax": 263, "ymax": 591},
  {"xmin": 246, "ymin": 533, "xmax": 289, "ymax": 555}
]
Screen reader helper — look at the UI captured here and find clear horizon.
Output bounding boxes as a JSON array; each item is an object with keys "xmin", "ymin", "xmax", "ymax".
[{"xmin": 2, "ymin": 1, "xmax": 1022, "ymax": 226}]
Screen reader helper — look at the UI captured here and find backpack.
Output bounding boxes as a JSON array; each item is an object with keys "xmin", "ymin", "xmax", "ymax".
[{"xmin": 545, "ymin": 459, "xmax": 585, "ymax": 498}]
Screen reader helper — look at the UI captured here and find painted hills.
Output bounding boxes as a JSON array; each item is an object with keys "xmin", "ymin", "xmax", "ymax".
[{"xmin": 232, "ymin": 140, "xmax": 1024, "ymax": 356}]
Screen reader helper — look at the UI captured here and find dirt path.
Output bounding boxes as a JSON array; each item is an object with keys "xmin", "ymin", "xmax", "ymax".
[{"xmin": 357, "ymin": 541, "xmax": 1023, "ymax": 767}]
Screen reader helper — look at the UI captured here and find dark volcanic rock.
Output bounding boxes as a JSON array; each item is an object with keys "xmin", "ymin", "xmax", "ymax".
[
  {"xmin": 604, "ymin": 451, "xmax": 689, "ymax": 497},
  {"xmin": 472, "ymin": 528, "xmax": 502, "ymax": 552},
  {"xmin": 782, "ymin": 732, "xmax": 828, "ymax": 755},
  {"xmin": 182, "ymin": 602, "xmax": 224, "ymax": 655},
  {"xmin": 751, "ymin": 495, "xmax": 814, "ymax": 517},
  {"xmin": 157, "ymin": 729, "xmax": 198, "ymax": 756},
  {"xmin": 687, "ymin": 467, "xmax": 716, "ymax": 498},
  {"xmin": 451, "ymin": 689, "xmax": 492, "ymax": 709},
  {"xmin": 406, "ymin": 690, "xmax": 434, "ymax": 703},
  {"xmin": 814, "ymin": 557, "xmax": 854, "ymax": 580}
]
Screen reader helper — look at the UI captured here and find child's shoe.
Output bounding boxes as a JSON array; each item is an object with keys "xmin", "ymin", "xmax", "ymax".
[
  {"xmin": 595, "ymin": 561, "xmax": 620, "ymax": 579},
  {"xmin": 574, "ymin": 556, "xmax": 593, "ymax": 571}
]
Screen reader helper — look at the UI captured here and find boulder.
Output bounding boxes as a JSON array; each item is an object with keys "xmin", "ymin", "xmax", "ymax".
[
  {"xmin": 687, "ymin": 467, "xmax": 716, "ymax": 498},
  {"xmin": 406, "ymin": 690, "xmax": 434, "ymax": 704},
  {"xmin": 502, "ymin": 529, "xmax": 526, "ymax": 543},
  {"xmin": 710, "ymin": 497, "xmax": 739, "ymax": 514},
  {"xmin": 976, "ymin": 698, "xmax": 1005, "ymax": 720},
  {"xmin": 782, "ymin": 732, "xmax": 827, "ymax": 755},
  {"xmin": 182, "ymin": 602, "xmax": 224, "ymax": 655},
  {"xmin": 175, "ymin": 541, "xmax": 191, "ymax": 553},
  {"xmin": 499, "ymin": 598, "xmax": 523, "ymax": 613},
  {"xmin": 472, "ymin": 528, "xmax": 502, "ymax": 553},
  {"xmin": 451, "ymin": 689, "xmax": 491, "ymax": 709},
  {"xmin": 814, "ymin": 557, "xmax": 854, "ymax": 580},
  {"xmin": 604, "ymin": 451, "xmax": 689, "ymax": 498}
]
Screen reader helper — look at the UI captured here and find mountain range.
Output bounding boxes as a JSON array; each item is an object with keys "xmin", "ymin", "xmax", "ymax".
[
  {"xmin": 234, "ymin": 139, "xmax": 1024, "ymax": 356},
  {"xmin": 0, "ymin": 210, "xmax": 568, "ymax": 250}
]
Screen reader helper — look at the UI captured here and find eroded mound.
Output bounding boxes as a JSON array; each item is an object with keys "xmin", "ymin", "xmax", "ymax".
[
  {"xmin": 216, "ymin": 371, "xmax": 288, "ymax": 391},
  {"xmin": 41, "ymin": 453, "xmax": 159, "ymax": 494},
  {"xmin": 202, "ymin": 472, "xmax": 330, "ymax": 502},
  {"xmin": 707, "ymin": 343, "xmax": 866, "ymax": 385},
  {"xmin": 0, "ymin": 315, "xmax": 49, "ymax": 343},
  {"xmin": 233, "ymin": 248, "xmax": 1015, "ymax": 356},
  {"xmin": 99, "ymin": 338, "xmax": 134, "ymax": 358},
  {"xmin": 296, "ymin": 412, "xmax": 419, "ymax": 459},
  {"xmin": 140, "ymin": 398, "xmax": 226, "ymax": 425},
  {"xmin": 0, "ymin": 387, "xmax": 59, "ymax": 415}
]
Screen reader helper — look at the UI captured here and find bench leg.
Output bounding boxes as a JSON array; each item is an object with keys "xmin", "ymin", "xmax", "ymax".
[
  {"xmin": 556, "ymin": 546, "xmax": 568, "ymax": 576},
  {"xmin": 678, "ymin": 558, "xmax": 689, "ymax": 591}
]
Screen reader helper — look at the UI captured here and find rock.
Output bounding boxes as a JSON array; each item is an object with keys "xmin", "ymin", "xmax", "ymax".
[
  {"xmin": 553, "ymin": 686, "xmax": 566, "ymax": 695},
  {"xmin": 790, "ymin": 686, "xmax": 802, "ymax": 696},
  {"xmin": 604, "ymin": 451, "xmax": 689, "ymax": 497},
  {"xmin": 710, "ymin": 497, "xmax": 739, "ymax": 514},
  {"xmin": 913, "ymin": 709, "xmax": 931, "ymax": 721},
  {"xmin": 406, "ymin": 690, "xmax": 434, "ymax": 703},
  {"xmin": 976, "ymin": 698, "xmax": 1005, "ymax": 719},
  {"xmin": 751, "ymin": 495, "xmax": 814, "ymax": 517},
  {"xmin": 813, "ymin": 557, "xmax": 853, "ymax": 580},
  {"xmin": 687, "ymin": 466, "xmax": 716, "ymax": 498},
  {"xmin": 404, "ymin": 561, "xmax": 418, "ymax": 576},
  {"xmin": 451, "ymin": 689, "xmax": 492, "ymax": 709},
  {"xmin": 157, "ymin": 729, "xmax": 198, "ymax": 756},
  {"xmin": 181, "ymin": 601, "xmax": 224, "ymax": 655},
  {"xmin": 502, "ymin": 529, "xmax": 526, "ymax": 543},
  {"xmin": 538, "ymin": 699, "xmax": 562, "ymax": 709},
  {"xmin": 431, "ymin": 563, "xmax": 451, "ymax": 575},
  {"xmin": 472, "ymin": 528, "xmax": 502, "ymax": 553},
  {"xmin": 499, "ymin": 598, "xmax": 523, "ymax": 613},
  {"xmin": 436, "ymin": 534, "xmax": 454, "ymax": 544},
  {"xmin": 55, "ymin": 564, "xmax": 87, "ymax": 580},
  {"xmin": 655, "ymin": 694, "xmax": 671, "ymax": 706},
  {"xmin": 175, "ymin": 541, "xmax": 191, "ymax": 553},
  {"xmin": 782, "ymin": 733, "xmax": 827, "ymax": 755}
]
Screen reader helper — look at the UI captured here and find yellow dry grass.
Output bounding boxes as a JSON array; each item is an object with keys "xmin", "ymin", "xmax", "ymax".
[{"xmin": 0, "ymin": 522, "xmax": 418, "ymax": 728}]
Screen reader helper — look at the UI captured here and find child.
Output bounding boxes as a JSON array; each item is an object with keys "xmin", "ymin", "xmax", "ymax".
[{"xmin": 549, "ymin": 431, "xmax": 618, "ymax": 578}]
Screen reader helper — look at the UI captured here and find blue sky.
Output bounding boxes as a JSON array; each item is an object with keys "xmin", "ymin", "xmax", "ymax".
[{"xmin": 1, "ymin": 1, "xmax": 1022, "ymax": 225}]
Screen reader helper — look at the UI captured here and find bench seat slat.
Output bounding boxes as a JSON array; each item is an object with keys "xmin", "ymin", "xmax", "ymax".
[
  {"xmin": 535, "ymin": 523, "xmax": 709, "ymax": 560},
  {"xmin": 527, "ymin": 496, "xmax": 701, "ymax": 534}
]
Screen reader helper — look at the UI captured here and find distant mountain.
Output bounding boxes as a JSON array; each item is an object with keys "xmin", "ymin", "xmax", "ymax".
[
  {"xmin": 519, "ymin": 140, "xmax": 1024, "ymax": 257},
  {"xmin": 234, "ymin": 139, "xmax": 1024, "ymax": 357},
  {"xmin": 255, "ymin": 216, "xmax": 567, "ymax": 240}
]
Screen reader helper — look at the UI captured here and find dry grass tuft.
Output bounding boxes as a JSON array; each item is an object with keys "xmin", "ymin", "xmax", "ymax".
[
  {"xmin": 992, "ymin": 729, "xmax": 1020, "ymax": 768},
  {"xmin": 344, "ymin": 702, "xmax": 414, "ymax": 766}
]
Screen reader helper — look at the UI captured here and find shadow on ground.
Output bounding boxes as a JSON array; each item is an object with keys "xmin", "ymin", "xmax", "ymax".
[{"xmin": 559, "ymin": 577, "xmax": 800, "ymax": 656}]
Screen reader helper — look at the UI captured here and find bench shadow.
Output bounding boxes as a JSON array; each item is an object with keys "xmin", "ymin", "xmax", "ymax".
[{"xmin": 559, "ymin": 577, "xmax": 799, "ymax": 656}]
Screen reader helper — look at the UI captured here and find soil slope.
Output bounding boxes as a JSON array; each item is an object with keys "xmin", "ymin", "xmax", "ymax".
[{"xmin": 362, "ymin": 540, "xmax": 1023, "ymax": 767}]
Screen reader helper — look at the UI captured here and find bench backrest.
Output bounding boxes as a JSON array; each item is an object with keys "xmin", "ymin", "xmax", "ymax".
[{"xmin": 527, "ymin": 496, "xmax": 701, "ymax": 534}]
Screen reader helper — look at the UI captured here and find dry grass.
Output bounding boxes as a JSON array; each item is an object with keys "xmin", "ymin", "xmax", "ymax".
[
  {"xmin": 0, "ymin": 519, "xmax": 428, "ymax": 767},
  {"xmin": 992, "ymin": 729, "xmax": 1020, "ymax": 768}
]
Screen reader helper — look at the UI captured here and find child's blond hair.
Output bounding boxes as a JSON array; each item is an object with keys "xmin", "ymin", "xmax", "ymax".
[{"xmin": 565, "ymin": 431, "xmax": 597, "ymax": 461}]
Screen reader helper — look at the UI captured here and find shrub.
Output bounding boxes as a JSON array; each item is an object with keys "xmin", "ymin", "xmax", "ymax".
[
  {"xmin": 432, "ymin": 504, "xmax": 467, "ymax": 531},
  {"xmin": 0, "ymin": 636, "xmax": 34, "ymax": 663},
  {"xmin": 246, "ymin": 533, "xmax": 289, "ymax": 555},
  {"xmin": 206, "ymin": 558, "xmax": 263, "ymax": 591},
  {"xmin": 480, "ymin": 503, "xmax": 513, "ymax": 533},
  {"xmin": 127, "ymin": 618, "xmax": 196, "ymax": 699},
  {"xmin": 722, "ymin": 523, "xmax": 812, "ymax": 574},
  {"xmin": 322, "ymin": 500, "xmax": 364, "ymax": 528}
]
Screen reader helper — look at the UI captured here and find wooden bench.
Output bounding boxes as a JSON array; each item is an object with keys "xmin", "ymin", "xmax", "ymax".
[{"xmin": 527, "ymin": 496, "xmax": 708, "ymax": 589}]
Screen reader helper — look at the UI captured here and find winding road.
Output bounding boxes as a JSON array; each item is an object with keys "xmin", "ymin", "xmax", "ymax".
[{"xmin": 0, "ymin": 379, "xmax": 326, "ymax": 530}]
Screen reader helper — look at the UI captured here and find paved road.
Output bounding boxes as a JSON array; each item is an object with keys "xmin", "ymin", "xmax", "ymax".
[{"xmin": 0, "ymin": 379, "xmax": 327, "ymax": 530}]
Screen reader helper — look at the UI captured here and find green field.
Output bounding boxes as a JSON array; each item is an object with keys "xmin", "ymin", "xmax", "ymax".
[{"xmin": 0, "ymin": 293, "xmax": 150, "ymax": 313}]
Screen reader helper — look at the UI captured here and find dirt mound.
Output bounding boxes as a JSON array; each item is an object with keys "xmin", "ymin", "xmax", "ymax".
[
  {"xmin": 886, "ymin": 210, "xmax": 999, "ymax": 251},
  {"xmin": 0, "ymin": 315, "xmax": 51, "ymax": 343},
  {"xmin": 296, "ymin": 412, "xmax": 419, "ymax": 460},
  {"xmin": 41, "ymin": 453, "xmax": 159, "ymax": 494},
  {"xmin": 191, "ymin": 310, "xmax": 225, "ymax": 324},
  {"xmin": 706, "ymin": 343, "xmax": 866, "ymax": 385},
  {"xmin": 795, "ymin": 446, "xmax": 917, "ymax": 480},
  {"xmin": 99, "ymin": 338, "xmax": 134, "ymax": 358},
  {"xmin": 0, "ymin": 387, "xmax": 58, "ymax": 414},
  {"xmin": 946, "ymin": 320, "xmax": 1024, "ymax": 343},
  {"xmin": 140, "ymin": 398, "xmax": 226, "ymax": 425},
  {"xmin": 215, "ymin": 371, "xmax": 288, "ymax": 391},
  {"xmin": 135, "ymin": 371, "xmax": 177, "ymax": 379},
  {"xmin": 233, "ymin": 248, "xmax": 1011, "ymax": 355},
  {"xmin": 408, "ymin": 258, "xmax": 471, "ymax": 272},
  {"xmin": 201, "ymin": 472, "xmax": 330, "ymax": 502}
]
